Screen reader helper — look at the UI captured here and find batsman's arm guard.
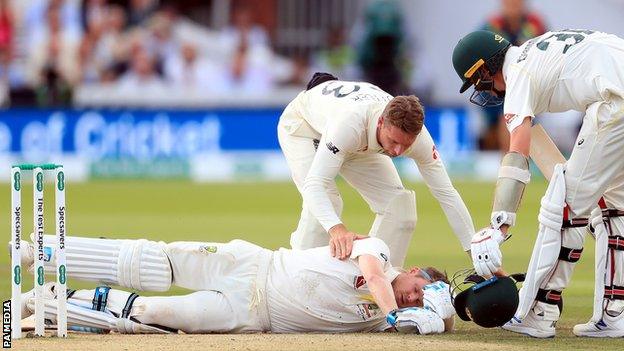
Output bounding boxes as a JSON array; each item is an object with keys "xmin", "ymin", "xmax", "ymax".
[{"xmin": 491, "ymin": 152, "xmax": 530, "ymax": 228}]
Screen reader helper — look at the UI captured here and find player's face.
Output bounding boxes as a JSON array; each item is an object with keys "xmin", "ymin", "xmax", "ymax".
[
  {"xmin": 393, "ymin": 268, "xmax": 430, "ymax": 308},
  {"xmin": 377, "ymin": 118, "xmax": 417, "ymax": 157}
]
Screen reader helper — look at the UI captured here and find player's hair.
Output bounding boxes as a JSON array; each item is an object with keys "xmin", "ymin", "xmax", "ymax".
[
  {"xmin": 382, "ymin": 95, "xmax": 424, "ymax": 136},
  {"xmin": 422, "ymin": 266, "xmax": 449, "ymax": 285}
]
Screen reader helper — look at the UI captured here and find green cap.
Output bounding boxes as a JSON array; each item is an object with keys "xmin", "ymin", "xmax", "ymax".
[{"xmin": 452, "ymin": 30, "xmax": 511, "ymax": 93}]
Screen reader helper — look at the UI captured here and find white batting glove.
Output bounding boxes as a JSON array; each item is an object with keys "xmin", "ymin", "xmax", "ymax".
[
  {"xmin": 386, "ymin": 307, "xmax": 445, "ymax": 334},
  {"xmin": 423, "ymin": 281, "xmax": 455, "ymax": 319},
  {"xmin": 470, "ymin": 227, "xmax": 506, "ymax": 277}
]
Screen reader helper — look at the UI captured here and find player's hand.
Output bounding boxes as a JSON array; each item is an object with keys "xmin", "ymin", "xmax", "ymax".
[
  {"xmin": 328, "ymin": 224, "xmax": 365, "ymax": 260},
  {"xmin": 423, "ymin": 282, "xmax": 455, "ymax": 319},
  {"xmin": 470, "ymin": 227, "xmax": 506, "ymax": 277},
  {"xmin": 386, "ymin": 307, "xmax": 445, "ymax": 334}
]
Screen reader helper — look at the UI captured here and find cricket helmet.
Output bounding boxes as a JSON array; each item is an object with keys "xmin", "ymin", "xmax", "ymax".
[
  {"xmin": 452, "ymin": 30, "xmax": 511, "ymax": 93},
  {"xmin": 450, "ymin": 269, "xmax": 523, "ymax": 328}
]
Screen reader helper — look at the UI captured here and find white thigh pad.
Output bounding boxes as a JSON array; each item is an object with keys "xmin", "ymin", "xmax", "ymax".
[{"xmin": 369, "ymin": 190, "xmax": 416, "ymax": 267}]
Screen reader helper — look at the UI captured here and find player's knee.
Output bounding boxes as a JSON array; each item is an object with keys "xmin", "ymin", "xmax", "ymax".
[{"xmin": 119, "ymin": 239, "xmax": 172, "ymax": 291}]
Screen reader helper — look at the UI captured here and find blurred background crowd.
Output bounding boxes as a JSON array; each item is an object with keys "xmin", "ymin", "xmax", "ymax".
[
  {"xmin": 0, "ymin": 0, "xmax": 551, "ymax": 109},
  {"xmin": 1, "ymin": 0, "xmax": 434, "ymax": 107},
  {"xmin": 3, "ymin": 0, "xmax": 624, "ymax": 180}
]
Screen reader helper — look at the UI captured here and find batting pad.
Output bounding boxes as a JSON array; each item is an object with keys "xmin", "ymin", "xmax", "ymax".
[
  {"xmin": 33, "ymin": 296, "xmax": 170, "ymax": 334},
  {"xmin": 517, "ymin": 164, "xmax": 566, "ymax": 319},
  {"xmin": 39, "ymin": 234, "xmax": 172, "ymax": 291}
]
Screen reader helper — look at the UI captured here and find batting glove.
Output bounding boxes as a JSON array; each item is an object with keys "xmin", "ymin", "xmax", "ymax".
[
  {"xmin": 386, "ymin": 307, "xmax": 445, "ymax": 334},
  {"xmin": 423, "ymin": 281, "xmax": 455, "ymax": 319},
  {"xmin": 470, "ymin": 227, "xmax": 506, "ymax": 277}
]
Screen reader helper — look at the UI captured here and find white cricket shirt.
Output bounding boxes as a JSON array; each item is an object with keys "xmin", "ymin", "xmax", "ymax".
[
  {"xmin": 266, "ymin": 237, "xmax": 398, "ymax": 332},
  {"xmin": 503, "ymin": 30, "xmax": 624, "ymax": 132}
]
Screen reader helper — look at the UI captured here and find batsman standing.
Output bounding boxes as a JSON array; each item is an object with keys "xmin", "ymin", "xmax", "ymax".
[
  {"xmin": 278, "ymin": 73, "xmax": 475, "ymax": 266},
  {"xmin": 453, "ymin": 29, "xmax": 624, "ymax": 337}
]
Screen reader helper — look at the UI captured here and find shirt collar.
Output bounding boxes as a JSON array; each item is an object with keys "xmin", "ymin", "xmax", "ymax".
[
  {"xmin": 367, "ymin": 112, "xmax": 384, "ymax": 154},
  {"xmin": 502, "ymin": 45, "xmax": 520, "ymax": 81}
]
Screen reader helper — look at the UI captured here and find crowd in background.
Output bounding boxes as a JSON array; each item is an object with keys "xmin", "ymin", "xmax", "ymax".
[
  {"xmin": 0, "ymin": 0, "xmax": 300, "ymax": 106},
  {"xmin": 0, "ymin": 0, "xmax": 569, "ymax": 152},
  {"xmin": 0, "ymin": 0, "xmax": 439, "ymax": 107}
]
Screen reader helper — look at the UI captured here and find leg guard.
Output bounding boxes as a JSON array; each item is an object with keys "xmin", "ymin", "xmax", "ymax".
[
  {"xmin": 600, "ymin": 208, "xmax": 624, "ymax": 317},
  {"xmin": 368, "ymin": 190, "xmax": 416, "ymax": 267},
  {"xmin": 24, "ymin": 283, "xmax": 171, "ymax": 334},
  {"xmin": 574, "ymin": 206, "xmax": 624, "ymax": 337},
  {"xmin": 290, "ymin": 191, "xmax": 343, "ymax": 250},
  {"xmin": 517, "ymin": 164, "xmax": 588, "ymax": 320},
  {"xmin": 36, "ymin": 234, "xmax": 172, "ymax": 291}
]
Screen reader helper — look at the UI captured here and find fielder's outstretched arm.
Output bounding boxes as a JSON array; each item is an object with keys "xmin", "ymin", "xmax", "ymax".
[{"xmin": 405, "ymin": 127, "xmax": 475, "ymax": 252}]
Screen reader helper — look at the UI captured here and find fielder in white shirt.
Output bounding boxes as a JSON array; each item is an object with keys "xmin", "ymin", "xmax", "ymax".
[
  {"xmin": 17, "ymin": 235, "xmax": 454, "ymax": 335},
  {"xmin": 453, "ymin": 29, "xmax": 624, "ymax": 338},
  {"xmin": 278, "ymin": 73, "xmax": 475, "ymax": 266}
]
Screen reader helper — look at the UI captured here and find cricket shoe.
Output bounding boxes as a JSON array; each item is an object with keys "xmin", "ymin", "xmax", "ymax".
[
  {"xmin": 21, "ymin": 282, "xmax": 58, "ymax": 319},
  {"xmin": 573, "ymin": 306, "xmax": 624, "ymax": 338},
  {"xmin": 501, "ymin": 302, "xmax": 558, "ymax": 338}
]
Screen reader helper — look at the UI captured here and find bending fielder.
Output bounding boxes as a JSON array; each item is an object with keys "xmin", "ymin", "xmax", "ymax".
[
  {"xmin": 453, "ymin": 29, "xmax": 624, "ymax": 338},
  {"xmin": 15, "ymin": 234, "xmax": 454, "ymax": 334},
  {"xmin": 278, "ymin": 73, "xmax": 475, "ymax": 266}
]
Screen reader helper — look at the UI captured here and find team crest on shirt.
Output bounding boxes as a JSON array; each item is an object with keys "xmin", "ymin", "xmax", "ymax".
[
  {"xmin": 199, "ymin": 245, "xmax": 218, "ymax": 254},
  {"xmin": 353, "ymin": 275, "xmax": 367, "ymax": 289}
]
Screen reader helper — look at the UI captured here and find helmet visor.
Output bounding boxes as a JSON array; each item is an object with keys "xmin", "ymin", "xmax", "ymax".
[{"xmin": 469, "ymin": 89, "xmax": 504, "ymax": 107}]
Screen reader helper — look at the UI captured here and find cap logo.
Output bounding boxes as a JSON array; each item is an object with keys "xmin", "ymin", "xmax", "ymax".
[
  {"xmin": 494, "ymin": 34, "xmax": 505, "ymax": 43},
  {"xmin": 464, "ymin": 58, "xmax": 484, "ymax": 78}
]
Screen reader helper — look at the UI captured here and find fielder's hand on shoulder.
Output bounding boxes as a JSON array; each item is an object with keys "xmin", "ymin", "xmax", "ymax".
[
  {"xmin": 328, "ymin": 224, "xmax": 366, "ymax": 260},
  {"xmin": 470, "ymin": 227, "xmax": 506, "ymax": 277},
  {"xmin": 386, "ymin": 307, "xmax": 445, "ymax": 334},
  {"xmin": 423, "ymin": 281, "xmax": 455, "ymax": 319}
]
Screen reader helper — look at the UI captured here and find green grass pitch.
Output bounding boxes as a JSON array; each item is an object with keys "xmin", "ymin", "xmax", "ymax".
[{"xmin": 1, "ymin": 179, "xmax": 622, "ymax": 349}]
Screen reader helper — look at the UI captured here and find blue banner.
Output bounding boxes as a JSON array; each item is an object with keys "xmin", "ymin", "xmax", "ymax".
[{"xmin": 0, "ymin": 107, "xmax": 473, "ymax": 162}]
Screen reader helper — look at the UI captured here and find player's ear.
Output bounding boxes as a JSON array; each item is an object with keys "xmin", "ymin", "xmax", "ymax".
[
  {"xmin": 377, "ymin": 115, "xmax": 384, "ymax": 128},
  {"xmin": 408, "ymin": 267, "xmax": 420, "ymax": 275}
]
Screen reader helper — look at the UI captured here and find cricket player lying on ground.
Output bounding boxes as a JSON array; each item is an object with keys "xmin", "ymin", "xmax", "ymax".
[
  {"xmin": 453, "ymin": 29, "xmax": 624, "ymax": 338},
  {"xmin": 15, "ymin": 234, "xmax": 455, "ymax": 334}
]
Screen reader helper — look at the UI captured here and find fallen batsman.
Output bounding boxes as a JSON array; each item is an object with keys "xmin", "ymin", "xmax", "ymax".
[{"xmin": 13, "ymin": 234, "xmax": 455, "ymax": 335}]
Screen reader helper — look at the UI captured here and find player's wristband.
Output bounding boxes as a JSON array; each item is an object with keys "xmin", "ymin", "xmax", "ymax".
[{"xmin": 386, "ymin": 310, "xmax": 398, "ymax": 326}]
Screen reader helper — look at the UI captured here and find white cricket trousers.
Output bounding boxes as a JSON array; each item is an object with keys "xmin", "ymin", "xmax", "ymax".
[
  {"xmin": 277, "ymin": 106, "xmax": 406, "ymax": 250},
  {"xmin": 134, "ymin": 240, "xmax": 273, "ymax": 333},
  {"xmin": 565, "ymin": 97, "xmax": 624, "ymax": 215}
]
